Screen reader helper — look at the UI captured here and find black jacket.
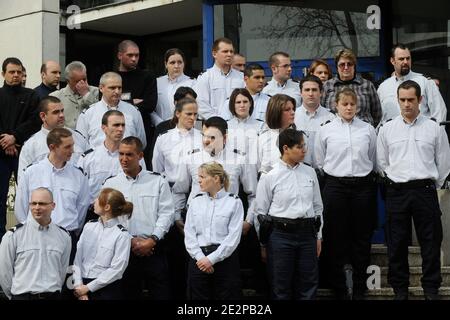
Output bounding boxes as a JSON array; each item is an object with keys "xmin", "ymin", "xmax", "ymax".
[{"xmin": 0, "ymin": 82, "xmax": 41, "ymax": 157}]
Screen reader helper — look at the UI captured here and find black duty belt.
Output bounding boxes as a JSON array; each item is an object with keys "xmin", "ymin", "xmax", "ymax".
[
  {"xmin": 12, "ymin": 291, "xmax": 61, "ymax": 300},
  {"xmin": 272, "ymin": 217, "xmax": 315, "ymax": 233},
  {"xmin": 200, "ymin": 244, "xmax": 220, "ymax": 255},
  {"xmin": 325, "ymin": 173, "xmax": 375, "ymax": 185},
  {"xmin": 385, "ymin": 178, "xmax": 434, "ymax": 189}
]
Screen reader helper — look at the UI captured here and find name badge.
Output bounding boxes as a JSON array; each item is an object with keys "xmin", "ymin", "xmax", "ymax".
[{"xmin": 121, "ymin": 92, "xmax": 131, "ymax": 101}]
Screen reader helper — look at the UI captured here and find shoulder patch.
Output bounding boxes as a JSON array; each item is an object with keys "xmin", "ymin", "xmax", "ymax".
[
  {"xmin": 82, "ymin": 148, "xmax": 94, "ymax": 157},
  {"xmin": 194, "ymin": 193, "xmax": 204, "ymax": 198},
  {"xmin": 430, "ymin": 117, "xmax": 437, "ymax": 122},
  {"xmin": 233, "ymin": 148, "xmax": 246, "ymax": 156},
  {"xmin": 228, "ymin": 193, "xmax": 239, "ymax": 199},
  {"xmin": 188, "ymin": 148, "xmax": 201, "ymax": 155},
  {"xmin": 57, "ymin": 225, "xmax": 70, "ymax": 235},
  {"xmin": 8, "ymin": 223, "xmax": 24, "ymax": 233},
  {"xmin": 117, "ymin": 224, "xmax": 127, "ymax": 232},
  {"xmin": 320, "ymin": 119, "xmax": 332, "ymax": 126}
]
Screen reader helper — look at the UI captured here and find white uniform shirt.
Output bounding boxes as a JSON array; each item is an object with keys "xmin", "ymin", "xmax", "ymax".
[
  {"xmin": 294, "ymin": 105, "xmax": 335, "ymax": 166},
  {"xmin": 153, "ymin": 74, "xmax": 196, "ymax": 125},
  {"xmin": 262, "ymin": 78, "xmax": 302, "ymax": 107},
  {"xmin": 377, "ymin": 71, "xmax": 447, "ymax": 124},
  {"xmin": 257, "ymin": 126, "xmax": 281, "ymax": 174},
  {"xmin": 102, "ymin": 170, "xmax": 174, "ymax": 239},
  {"xmin": 77, "ymin": 143, "xmax": 147, "ymax": 202},
  {"xmin": 50, "ymin": 85, "xmax": 100, "ymax": 129},
  {"xmin": 15, "ymin": 158, "xmax": 91, "ymax": 231},
  {"xmin": 254, "ymin": 159, "xmax": 323, "ymax": 238},
  {"xmin": 227, "ymin": 116, "xmax": 263, "ymax": 165},
  {"xmin": 76, "ymin": 99, "xmax": 147, "ymax": 148},
  {"xmin": 0, "ymin": 218, "xmax": 71, "ymax": 299},
  {"xmin": 18, "ymin": 126, "xmax": 89, "ymax": 183},
  {"xmin": 73, "ymin": 218, "xmax": 131, "ymax": 293},
  {"xmin": 194, "ymin": 64, "xmax": 244, "ymax": 120},
  {"xmin": 152, "ymin": 127, "xmax": 203, "ymax": 183},
  {"xmin": 219, "ymin": 91, "xmax": 270, "ymax": 122},
  {"xmin": 184, "ymin": 189, "xmax": 243, "ymax": 265},
  {"xmin": 315, "ymin": 117, "xmax": 377, "ymax": 177},
  {"xmin": 377, "ymin": 115, "xmax": 450, "ymax": 188},
  {"xmin": 172, "ymin": 147, "xmax": 257, "ymax": 223}
]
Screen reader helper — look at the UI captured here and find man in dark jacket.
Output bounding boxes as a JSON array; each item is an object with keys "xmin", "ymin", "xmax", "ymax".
[
  {"xmin": 117, "ymin": 40, "xmax": 157, "ymax": 168},
  {"xmin": 0, "ymin": 57, "xmax": 40, "ymax": 240}
]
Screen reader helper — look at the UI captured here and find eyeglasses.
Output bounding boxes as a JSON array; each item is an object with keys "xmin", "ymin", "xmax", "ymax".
[
  {"xmin": 29, "ymin": 201, "xmax": 53, "ymax": 206},
  {"xmin": 277, "ymin": 64, "xmax": 292, "ymax": 69},
  {"xmin": 338, "ymin": 62, "xmax": 354, "ymax": 69}
]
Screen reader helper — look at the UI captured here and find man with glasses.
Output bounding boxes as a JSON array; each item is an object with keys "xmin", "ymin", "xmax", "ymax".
[
  {"xmin": 377, "ymin": 44, "xmax": 446, "ymax": 125},
  {"xmin": 0, "ymin": 187, "xmax": 71, "ymax": 300},
  {"xmin": 321, "ymin": 48, "xmax": 382, "ymax": 128},
  {"xmin": 262, "ymin": 52, "xmax": 301, "ymax": 107}
]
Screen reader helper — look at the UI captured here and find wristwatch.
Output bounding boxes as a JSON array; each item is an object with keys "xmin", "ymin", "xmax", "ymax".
[{"xmin": 150, "ymin": 235, "xmax": 160, "ymax": 243}]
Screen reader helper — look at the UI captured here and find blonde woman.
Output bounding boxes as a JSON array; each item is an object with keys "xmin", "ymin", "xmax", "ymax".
[{"xmin": 184, "ymin": 162, "xmax": 244, "ymax": 300}]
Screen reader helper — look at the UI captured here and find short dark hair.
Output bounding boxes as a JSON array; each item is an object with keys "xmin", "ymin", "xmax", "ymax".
[
  {"xmin": 174, "ymin": 86, "xmax": 197, "ymax": 103},
  {"xmin": 164, "ymin": 48, "xmax": 186, "ymax": 64},
  {"xmin": 102, "ymin": 110, "xmax": 124, "ymax": 126},
  {"xmin": 203, "ymin": 116, "xmax": 228, "ymax": 137},
  {"xmin": 120, "ymin": 136, "xmax": 143, "ymax": 153},
  {"xmin": 300, "ymin": 75, "xmax": 323, "ymax": 91},
  {"xmin": 39, "ymin": 96, "xmax": 62, "ymax": 113},
  {"xmin": 391, "ymin": 43, "xmax": 410, "ymax": 58},
  {"xmin": 266, "ymin": 94, "xmax": 296, "ymax": 129},
  {"xmin": 47, "ymin": 127, "xmax": 72, "ymax": 147},
  {"xmin": 244, "ymin": 63, "xmax": 265, "ymax": 78},
  {"xmin": 228, "ymin": 88, "xmax": 254, "ymax": 117},
  {"xmin": 397, "ymin": 80, "xmax": 421, "ymax": 99},
  {"xmin": 118, "ymin": 40, "xmax": 139, "ymax": 53},
  {"xmin": 212, "ymin": 38, "xmax": 233, "ymax": 52},
  {"xmin": 278, "ymin": 129, "xmax": 305, "ymax": 155},
  {"xmin": 269, "ymin": 52, "xmax": 289, "ymax": 68},
  {"xmin": 2, "ymin": 57, "xmax": 22, "ymax": 73}
]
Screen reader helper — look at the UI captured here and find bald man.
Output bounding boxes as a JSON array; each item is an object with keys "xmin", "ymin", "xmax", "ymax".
[{"xmin": 34, "ymin": 61, "xmax": 61, "ymax": 99}]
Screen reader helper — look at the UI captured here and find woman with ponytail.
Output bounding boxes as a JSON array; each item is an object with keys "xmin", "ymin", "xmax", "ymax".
[{"xmin": 73, "ymin": 188, "xmax": 133, "ymax": 300}]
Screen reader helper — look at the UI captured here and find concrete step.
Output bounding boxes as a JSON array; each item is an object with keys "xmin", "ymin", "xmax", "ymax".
[
  {"xmin": 317, "ymin": 287, "xmax": 450, "ymax": 300},
  {"xmin": 371, "ymin": 244, "xmax": 422, "ymax": 267},
  {"xmin": 380, "ymin": 266, "xmax": 450, "ymax": 287}
]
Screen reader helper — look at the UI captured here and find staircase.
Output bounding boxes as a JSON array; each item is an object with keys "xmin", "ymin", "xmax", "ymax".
[{"xmin": 317, "ymin": 244, "xmax": 450, "ymax": 300}]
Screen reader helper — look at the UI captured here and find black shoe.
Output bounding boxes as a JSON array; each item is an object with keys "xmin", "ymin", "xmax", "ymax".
[{"xmin": 424, "ymin": 292, "xmax": 440, "ymax": 300}]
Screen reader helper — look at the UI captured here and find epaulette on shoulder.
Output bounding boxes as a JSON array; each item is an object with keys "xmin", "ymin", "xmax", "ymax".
[
  {"xmin": 256, "ymin": 118, "xmax": 264, "ymax": 122},
  {"xmin": 9, "ymin": 223, "xmax": 24, "ymax": 233},
  {"xmin": 430, "ymin": 117, "xmax": 437, "ymax": 122},
  {"xmin": 158, "ymin": 130, "xmax": 170, "ymax": 137},
  {"xmin": 194, "ymin": 193, "xmax": 204, "ymax": 198},
  {"xmin": 117, "ymin": 224, "xmax": 127, "ymax": 232},
  {"xmin": 88, "ymin": 219, "xmax": 98, "ymax": 223},
  {"xmin": 233, "ymin": 148, "xmax": 246, "ymax": 156},
  {"xmin": 229, "ymin": 193, "xmax": 239, "ymax": 199},
  {"xmin": 82, "ymin": 148, "xmax": 94, "ymax": 157},
  {"xmin": 150, "ymin": 171, "xmax": 161, "ymax": 176},
  {"xmin": 57, "ymin": 225, "xmax": 70, "ymax": 235},
  {"xmin": 76, "ymin": 166, "xmax": 85, "ymax": 175},
  {"xmin": 188, "ymin": 148, "xmax": 201, "ymax": 155},
  {"xmin": 303, "ymin": 162, "xmax": 312, "ymax": 167},
  {"xmin": 258, "ymin": 128, "xmax": 270, "ymax": 136},
  {"xmin": 102, "ymin": 175, "xmax": 116, "ymax": 185},
  {"xmin": 320, "ymin": 119, "xmax": 332, "ymax": 126},
  {"xmin": 74, "ymin": 129, "xmax": 86, "ymax": 139},
  {"xmin": 379, "ymin": 118, "xmax": 392, "ymax": 128},
  {"xmin": 291, "ymin": 79, "xmax": 299, "ymax": 83},
  {"xmin": 25, "ymin": 162, "xmax": 35, "ymax": 170}
]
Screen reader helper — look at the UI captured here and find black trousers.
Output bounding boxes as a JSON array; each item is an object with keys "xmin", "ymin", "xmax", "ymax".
[
  {"xmin": 321, "ymin": 177, "xmax": 377, "ymax": 296},
  {"xmin": 83, "ymin": 278, "xmax": 123, "ymax": 300},
  {"xmin": 11, "ymin": 291, "xmax": 61, "ymax": 300},
  {"xmin": 187, "ymin": 250, "xmax": 241, "ymax": 300},
  {"xmin": 122, "ymin": 248, "xmax": 171, "ymax": 300},
  {"xmin": 385, "ymin": 184, "xmax": 443, "ymax": 294},
  {"xmin": 166, "ymin": 225, "xmax": 189, "ymax": 299}
]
